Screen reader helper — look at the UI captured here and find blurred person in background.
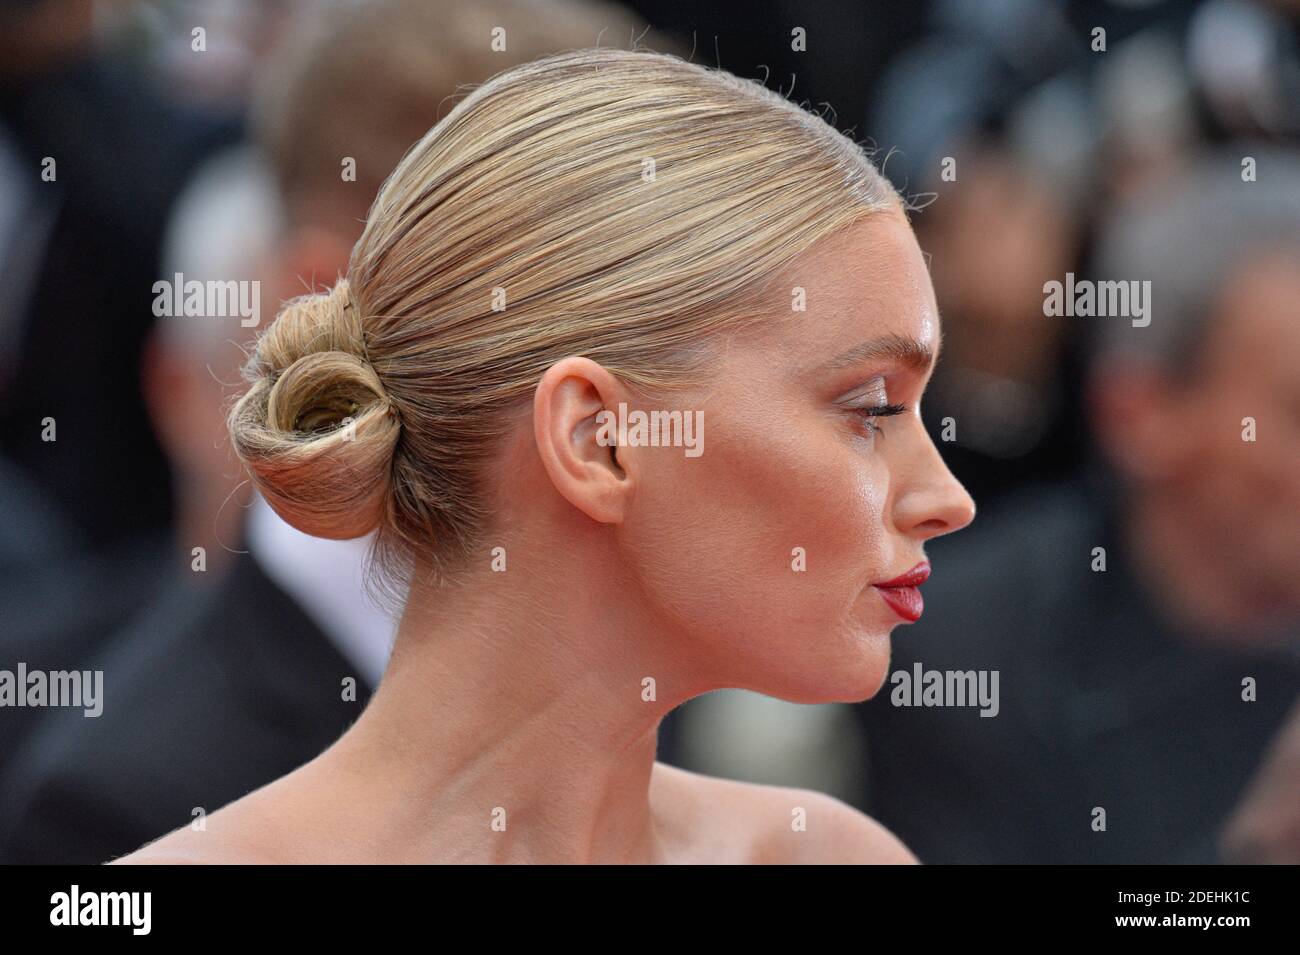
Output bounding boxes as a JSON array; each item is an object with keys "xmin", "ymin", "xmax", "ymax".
[
  {"xmin": 903, "ymin": 139, "xmax": 1086, "ymax": 509},
  {"xmin": 864, "ymin": 0, "xmax": 1096, "ymax": 512},
  {"xmin": 0, "ymin": 0, "xmax": 240, "ymax": 548},
  {"xmin": 0, "ymin": 0, "xmax": 239, "ymax": 776},
  {"xmin": 140, "ymin": 147, "xmax": 284, "ymax": 580},
  {"xmin": 853, "ymin": 149, "xmax": 1300, "ymax": 863},
  {"xmin": 143, "ymin": 0, "xmax": 309, "ymax": 109},
  {"xmin": 862, "ymin": 0, "xmax": 1300, "ymax": 510},
  {"xmin": 0, "ymin": 0, "xmax": 673, "ymax": 863}
]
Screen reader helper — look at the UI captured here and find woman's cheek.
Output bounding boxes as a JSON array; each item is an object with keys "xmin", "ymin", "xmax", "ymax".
[
  {"xmin": 851, "ymin": 463, "xmax": 890, "ymax": 573},
  {"xmin": 619, "ymin": 428, "xmax": 817, "ymax": 627},
  {"xmin": 786, "ymin": 442, "xmax": 889, "ymax": 583}
]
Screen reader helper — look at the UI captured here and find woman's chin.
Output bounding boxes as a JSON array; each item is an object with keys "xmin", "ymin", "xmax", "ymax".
[
  {"xmin": 760, "ymin": 630, "xmax": 893, "ymax": 704},
  {"xmin": 845, "ymin": 631, "xmax": 894, "ymax": 700}
]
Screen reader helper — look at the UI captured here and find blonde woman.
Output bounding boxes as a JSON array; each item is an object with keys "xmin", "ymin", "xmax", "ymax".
[{"xmin": 117, "ymin": 48, "xmax": 974, "ymax": 864}]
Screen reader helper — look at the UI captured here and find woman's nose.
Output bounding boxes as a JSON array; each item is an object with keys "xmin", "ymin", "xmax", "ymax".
[{"xmin": 893, "ymin": 435, "xmax": 976, "ymax": 541}]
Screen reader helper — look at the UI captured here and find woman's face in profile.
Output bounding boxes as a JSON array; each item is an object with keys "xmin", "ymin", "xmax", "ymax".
[{"xmin": 620, "ymin": 211, "xmax": 975, "ymax": 704}]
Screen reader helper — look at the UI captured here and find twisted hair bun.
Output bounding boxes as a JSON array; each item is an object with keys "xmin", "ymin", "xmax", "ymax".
[{"xmin": 228, "ymin": 279, "xmax": 400, "ymax": 539}]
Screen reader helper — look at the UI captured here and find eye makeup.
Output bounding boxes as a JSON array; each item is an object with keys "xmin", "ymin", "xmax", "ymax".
[{"xmin": 836, "ymin": 375, "xmax": 907, "ymax": 436}]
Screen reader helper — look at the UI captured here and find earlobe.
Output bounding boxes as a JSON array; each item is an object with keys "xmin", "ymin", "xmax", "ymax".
[{"xmin": 532, "ymin": 357, "xmax": 632, "ymax": 525}]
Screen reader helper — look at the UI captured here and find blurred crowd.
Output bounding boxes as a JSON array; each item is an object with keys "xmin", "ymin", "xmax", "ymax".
[{"xmin": 0, "ymin": 0, "xmax": 1296, "ymax": 864}]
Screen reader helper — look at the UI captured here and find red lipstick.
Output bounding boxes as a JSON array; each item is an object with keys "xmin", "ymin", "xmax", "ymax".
[{"xmin": 873, "ymin": 561, "xmax": 930, "ymax": 622}]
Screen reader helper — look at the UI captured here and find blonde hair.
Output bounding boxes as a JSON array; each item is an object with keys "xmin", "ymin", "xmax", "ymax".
[{"xmin": 229, "ymin": 48, "xmax": 902, "ymax": 605}]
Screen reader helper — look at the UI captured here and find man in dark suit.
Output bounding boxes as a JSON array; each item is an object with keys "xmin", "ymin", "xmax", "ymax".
[
  {"xmin": 0, "ymin": 1, "xmax": 237, "ymax": 784},
  {"xmin": 0, "ymin": 527, "xmax": 169, "ymax": 779},
  {"xmin": 855, "ymin": 152, "xmax": 1300, "ymax": 863},
  {"xmin": 0, "ymin": 549, "xmax": 374, "ymax": 863}
]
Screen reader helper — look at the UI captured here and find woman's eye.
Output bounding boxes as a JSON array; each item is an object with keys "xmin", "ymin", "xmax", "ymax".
[{"xmin": 854, "ymin": 403, "xmax": 907, "ymax": 435}]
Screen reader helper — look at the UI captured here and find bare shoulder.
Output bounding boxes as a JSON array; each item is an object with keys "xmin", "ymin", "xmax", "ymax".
[
  {"xmin": 109, "ymin": 822, "xmax": 275, "ymax": 865},
  {"xmin": 652, "ymin": 762, "xmax": 917, "ymax": 865},
  {"xmin": 108, "ymin": 793, "xmax": 286, "ymax": 865},
  {"xmin": 110, "ymin": 832, "xmax": 222, "ymax": 865},
  {"xmin": 763, "ymin": 789, "xmax": 919, "ymax": 864}
]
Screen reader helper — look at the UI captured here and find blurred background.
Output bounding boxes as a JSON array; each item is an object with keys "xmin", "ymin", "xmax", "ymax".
[{"xmin": 0, "ymin": 0, "xmax": 1296, "ymax": 864}]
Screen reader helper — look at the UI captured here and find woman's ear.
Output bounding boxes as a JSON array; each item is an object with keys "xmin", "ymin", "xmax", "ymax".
[{"xmin": 532, "ymin": 356, "xmax": 632, "ymax": 524}]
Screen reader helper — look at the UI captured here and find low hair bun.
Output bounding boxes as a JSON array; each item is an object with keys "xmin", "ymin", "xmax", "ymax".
[{"xmin": 228, "ymin": 279, "xmax": 401, "ymax": 540}]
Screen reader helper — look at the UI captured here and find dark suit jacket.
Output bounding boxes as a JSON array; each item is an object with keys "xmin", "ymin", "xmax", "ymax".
[
  {"xmin": 854, "ymin": 480, "xmax": 1300, "ymax": 863},
  {"xmin": 0, "ymin": 554, "xmax": 374, "ymax": 864},
  {"xmin": 0, "ymin": 530, "xmax": 169, "ymax": 777}
]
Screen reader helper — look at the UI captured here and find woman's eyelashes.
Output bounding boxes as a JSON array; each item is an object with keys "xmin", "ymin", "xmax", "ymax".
[{"xmin": 851, "ymin": 401, "xmax": 906, "ymax": 435}]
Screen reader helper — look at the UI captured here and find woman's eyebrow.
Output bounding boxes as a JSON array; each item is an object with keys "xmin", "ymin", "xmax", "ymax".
[{"xmin": 816, "ymin": 333, "xmax": 936, "ymax": 374}]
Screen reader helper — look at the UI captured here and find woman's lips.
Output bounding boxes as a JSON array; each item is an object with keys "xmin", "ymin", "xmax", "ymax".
[
  {"xmin": 873, "ymin": 561, "xmax": 930, "ymax": 622},
  {"xmin": 875, "ymin": 585, "xmax": 924, "ymax": 622}
]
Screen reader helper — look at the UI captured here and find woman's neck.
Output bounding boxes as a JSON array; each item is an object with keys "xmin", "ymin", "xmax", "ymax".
[{"xmin": 317, "ymin": 556, "xmax": 694, "ymax": 863}]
